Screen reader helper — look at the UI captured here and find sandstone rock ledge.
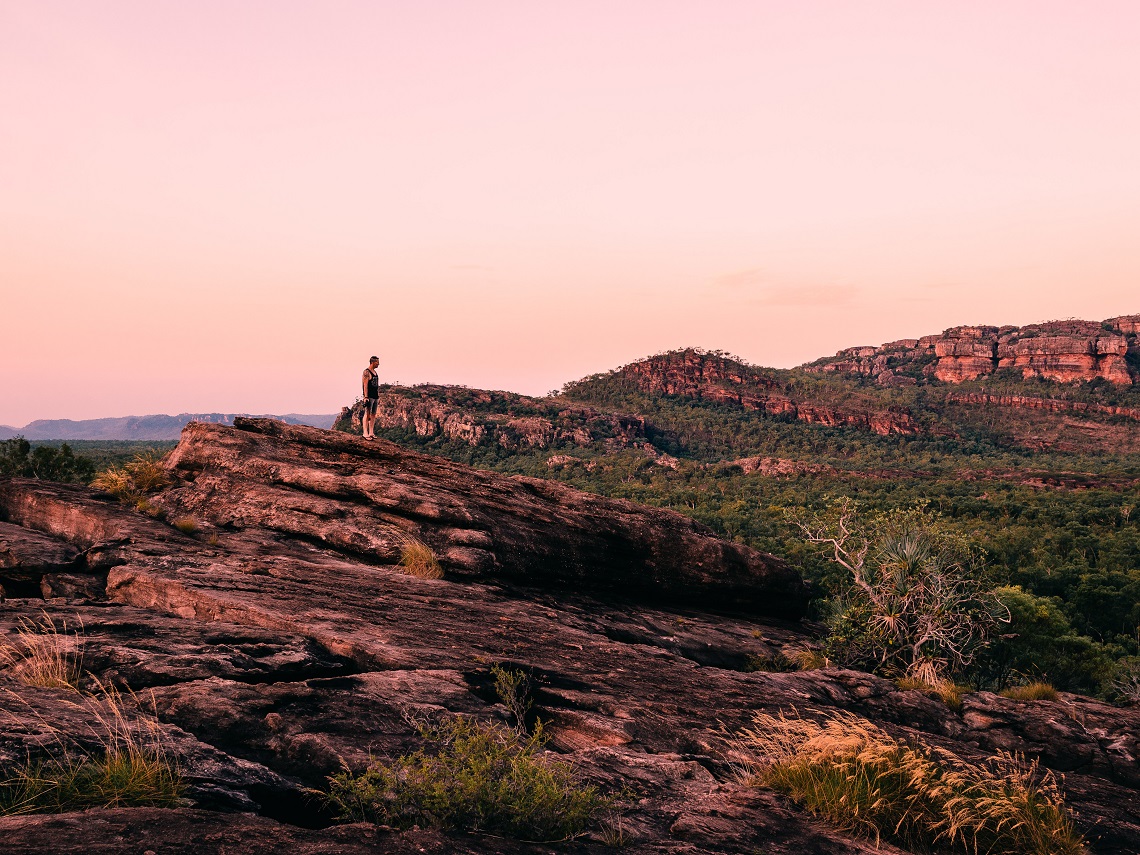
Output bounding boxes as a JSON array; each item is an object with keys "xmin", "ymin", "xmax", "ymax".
[{"xmin": 0, "ymin": 420, "xmax": 1137, "ymax": 853}]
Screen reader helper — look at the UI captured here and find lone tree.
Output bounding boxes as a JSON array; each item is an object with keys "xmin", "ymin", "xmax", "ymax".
[{"xmin": 790, "ymin": 499, "xmax": 1006, "ymax": 684}]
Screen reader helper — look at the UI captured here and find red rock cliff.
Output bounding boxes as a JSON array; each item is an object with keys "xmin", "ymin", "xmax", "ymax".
[{"xmin": 808, "ymin": 315, "xmax": 1140, "ymax": 385}]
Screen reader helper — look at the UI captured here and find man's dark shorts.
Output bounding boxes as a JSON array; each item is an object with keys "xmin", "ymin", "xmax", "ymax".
[{"xmin": 364, "ymin": 397, "xmax": 379, "ymax": 416}]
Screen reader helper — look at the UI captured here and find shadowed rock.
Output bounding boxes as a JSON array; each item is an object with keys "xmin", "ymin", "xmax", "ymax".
[{"xmin": 155, "ymin": 418, "xmax": 810, "ymax": 617}]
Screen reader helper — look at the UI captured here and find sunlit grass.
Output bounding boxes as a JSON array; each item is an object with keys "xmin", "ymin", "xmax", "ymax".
[
  {"xmin": 398, "ymin": 537, "xmax": 443, "ymax": 579},
  {"xmin": 736, "ymin": 709, "xmax": 1085, "ymax": 855}
]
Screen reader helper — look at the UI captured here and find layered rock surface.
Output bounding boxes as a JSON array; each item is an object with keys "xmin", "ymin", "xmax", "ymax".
[{"xmin": 0, "ymin": 421, "xmax": 1137, "ymax": 853}]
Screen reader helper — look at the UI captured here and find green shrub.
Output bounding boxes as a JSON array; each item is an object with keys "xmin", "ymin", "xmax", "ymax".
[
  {"xmin": 736, "ymin": 709, "xmax": 1085, "ymax": 855},
  {"xmin": 0, "ymin": 438, "xmax": 95, "ymax": 483},
  {"xmin": 491, "ymin": 664, "xmax": 533, "ymax": 733},
  {"xmin": 327, "ymin": 716, "xmax": 609, "ymax": 841}
]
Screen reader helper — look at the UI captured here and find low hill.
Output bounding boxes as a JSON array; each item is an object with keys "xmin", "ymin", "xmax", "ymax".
[{"xmin": 5, "ymin": 412, "xmax": 337, "ymax": 441}]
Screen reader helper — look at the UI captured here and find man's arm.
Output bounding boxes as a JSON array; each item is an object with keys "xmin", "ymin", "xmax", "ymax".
[{"xmin": 362, "ymin": 370, "xmax": 371, "ymax": 399}]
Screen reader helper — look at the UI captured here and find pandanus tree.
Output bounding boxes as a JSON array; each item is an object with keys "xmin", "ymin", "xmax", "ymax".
[{"xmin": 790, "ymin": 499, "xmax": 1007, "ymax": 683}]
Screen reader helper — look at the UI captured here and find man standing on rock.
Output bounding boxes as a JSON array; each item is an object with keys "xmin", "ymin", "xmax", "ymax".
[{"xmin": 361, "ymin": 355, "xmax": 380, "ymax": 440}]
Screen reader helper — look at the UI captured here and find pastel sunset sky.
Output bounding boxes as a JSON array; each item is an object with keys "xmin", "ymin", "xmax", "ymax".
[{"xmin": 3, "ymin": 1, "xmax": 1139, "ymax": 425}]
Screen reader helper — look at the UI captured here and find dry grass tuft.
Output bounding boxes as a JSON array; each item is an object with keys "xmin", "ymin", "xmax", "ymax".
[
  {"xmin": 0, "ymin": 684, "xmax": 183, "ymax": 815},
  {"xmin": 90, "ymin": 451, "xmax": 170, "ymax": 505},
  {"xmin": 788, "ymin": 649, "xmax": 830, "ymax": 671},
  {"xmin": 736, "ymin": 709, "xmax": 1085, "ymax": 855},
  {"xmin": 0, "ymin": 614, "xmax": 84, "ymax": 691},
  {"xmin": 123, "ymin": 453, "xmax": 170, "ymax": 493},
  {"xmin": 398, "ymin": 538, "xmax": 443, "ymax": 579},
  {"xmin": 744, "ymin": 653, "xmax": 797, "ymax": 673},
  {"xmin": 171, "ymin": 517, "xmax": 198, "ymax": 536},
  {"xmin": 895, "ymin": 677, "xmax": 969, "ymax": 711},
  {"xmin": 1001, "ymin": 682, "xmax": 1059, "ymax": 702}
]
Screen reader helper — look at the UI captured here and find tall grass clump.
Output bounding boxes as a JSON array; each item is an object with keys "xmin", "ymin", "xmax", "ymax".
[
  {"xmin": 0, "ymin": 686, "xmax": 184, "ymax": 815},
  {"xmin": 1001, "ymin": 682, "xmax": 1059, "ymax": 702},
  {"xmin": 327, "ymin": 716, "xmax": 609, "ymax": 841},
  {"xmin": 0, "ymin": 614, "xmax": 84, "ymax": 690},
  {"xmin": 398, "ymin": 537, "xmax": 443, "ymax": 580},
  {"xmin": 736, "ymin": 709, "xmax": 1085, "ymax": 855},
  {"xmin": 90, "ymin": 451, "xmax": 170, "ymax": 505}
]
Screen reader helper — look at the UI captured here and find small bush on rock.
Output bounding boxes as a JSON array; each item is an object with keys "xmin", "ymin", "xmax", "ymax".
[
  {"xmin": 736, "ymin": 709, "xmax": 1085, "ymax": 855},
  {"xmin": 327, "ymin": 716, "xmax": 609, "ymax": 841},
  {"xmin": 491, "ymin": 664, "xmax": 533, "ymax": 733},
  {"xmin": 171, "ymin": 518, "xmax": 198, "ymax": 536}
]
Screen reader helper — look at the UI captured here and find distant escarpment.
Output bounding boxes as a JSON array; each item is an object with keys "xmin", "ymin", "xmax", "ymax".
[
  {"xmin": 565, "ymin": 349, "xmax": 922, "ymax": 436},
  {"xmin": 331, "ymin": 315, "xmax": 1140, "ymax": 459},
  {"xmin": 333, "ymin": 385, "xmax": 648, "ymax": 451},
  {"xmin": 806, "ymin": 315, "xmax": 1140, "ymax": 386}
]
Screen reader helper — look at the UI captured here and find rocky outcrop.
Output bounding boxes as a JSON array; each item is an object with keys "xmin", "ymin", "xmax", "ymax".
[
  {"xmin": 808, "ymin": 316, "xmax": 1140, "ymax": 386},
  {"xmin": 568, "ymin": 350, "xmax": 922, "ymax": 436},
  {"xmin": 1, "ymin": 422, "xmax": 1138, "ymax": 853},
  {"xmin": 334, "ymin": 385, "xmax": 646, "ymax": 451},
  {"xmin": 154, "ymin": 418, "xmax": 808, "ymax": 615}
]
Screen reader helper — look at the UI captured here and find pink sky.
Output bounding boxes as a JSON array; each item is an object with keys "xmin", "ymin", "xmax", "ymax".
[{"xmin": 2, "ymin": 1, "xmax": 1139, "ymax": 425}]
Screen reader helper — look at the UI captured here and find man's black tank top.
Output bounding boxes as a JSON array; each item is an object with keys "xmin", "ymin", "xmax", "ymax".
[{"xmin": 366, "ymin": 368, "xmax": 379, "ymax": 398}]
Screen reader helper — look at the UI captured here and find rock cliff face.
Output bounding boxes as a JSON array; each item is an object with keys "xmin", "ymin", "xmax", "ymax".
[
  {"xmin": 333, "ymin": 385, "xmax": 647, "ymax": 451},
  {"xmin": 2, "ymin": 420, "xmax": 1137, "ymax": 853},
  {"xmin": 808, "ymin": 316, "xmax": 1140, "ymax": 386}
]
